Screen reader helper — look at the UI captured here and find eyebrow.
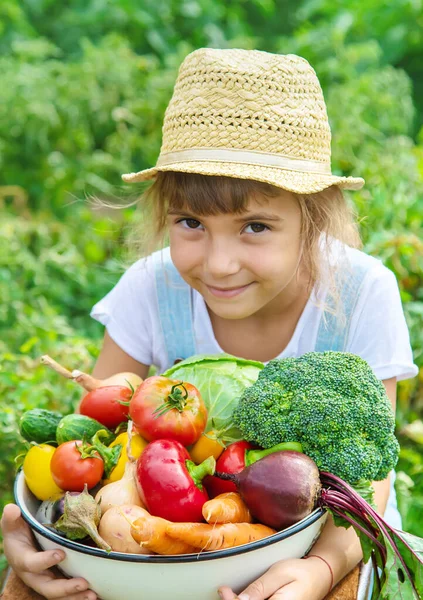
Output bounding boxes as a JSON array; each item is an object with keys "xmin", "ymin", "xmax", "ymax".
[
  {"xmin": 167, "ymin": 209, "xmax": 283, "ymax": 222},
  {"xmin": 234, "ymin": 212, "xmax": 283, "ymax": 223}
]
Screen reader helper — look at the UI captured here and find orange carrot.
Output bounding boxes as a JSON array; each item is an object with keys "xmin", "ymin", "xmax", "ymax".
[
  {"xmin": 130, "ymin": 514, "xmax": 196, "ymax": 555},
  {"xmin": 166, "ymin": 522, "xmax": 276, "ymax": 551},
  {"xmin": 202, "ymin": 492, "xmax": 252, "ymax": 524}
]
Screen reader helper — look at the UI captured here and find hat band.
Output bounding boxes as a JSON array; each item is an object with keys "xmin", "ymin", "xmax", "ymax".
[{"xmin": 156, "ymin": 148, "xmax": 332, "ymax": 175}]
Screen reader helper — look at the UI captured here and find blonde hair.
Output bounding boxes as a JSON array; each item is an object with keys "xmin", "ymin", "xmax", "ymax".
[{"xmin": 125, "ymin": 172, "xmax": 362, "ymax": 319}]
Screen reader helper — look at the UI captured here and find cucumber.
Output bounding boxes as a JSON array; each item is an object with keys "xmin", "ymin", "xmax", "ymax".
[
  {"xmin": 19, "ymin": 409, "xmax": 63, "ymax": 444},
  {"xmin": 56, "ymin": 414, "xmax": 114, "ymax": 445}
]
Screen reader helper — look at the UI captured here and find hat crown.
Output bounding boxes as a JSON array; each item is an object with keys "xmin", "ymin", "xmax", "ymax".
[{"xmin": 161, "ymin": 48, "xmax": 332, "ymax": 164}]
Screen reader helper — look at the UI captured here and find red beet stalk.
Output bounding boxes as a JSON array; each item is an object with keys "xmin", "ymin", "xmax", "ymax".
[{"xmin": 319, "ymin": 471, "xmax": 420, "ymax": 599}]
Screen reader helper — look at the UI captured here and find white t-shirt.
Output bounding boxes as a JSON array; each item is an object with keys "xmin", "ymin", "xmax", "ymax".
[{"xmin": 90, "ymin": 246, "xmax": 418, "ymax": 381}]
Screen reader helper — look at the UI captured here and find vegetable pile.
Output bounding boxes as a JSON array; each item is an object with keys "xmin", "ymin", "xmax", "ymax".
[
  {"xmin": 20, "ymin": 353, "xmax": 273, "ymax": 555},
  {"xmin": 16, "ymin": 352, "xmax": 423, "ymax": 599}
]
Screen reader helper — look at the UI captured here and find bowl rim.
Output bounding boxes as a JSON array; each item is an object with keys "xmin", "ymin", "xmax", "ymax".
[{"xmin": 15, "ymin": 470, "xmax": 326, "ymax": 563}]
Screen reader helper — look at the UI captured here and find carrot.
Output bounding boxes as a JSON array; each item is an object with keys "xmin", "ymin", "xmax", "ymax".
[
  {"xmin": 202, "ymin": 492, "xmax": 252, "ymax": 524},
  {"xmin": 166, "ymin": 522, "xmax": 276, "ymax": 551},
  {"xmin": 130, "ymin": 514, "xmax": 196, "ymax": 555}
]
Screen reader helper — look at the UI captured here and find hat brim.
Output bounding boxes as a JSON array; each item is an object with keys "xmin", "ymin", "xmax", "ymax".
[{"xmin": 122, "ymin": 161, "xmax": 364, "ymax": 194}]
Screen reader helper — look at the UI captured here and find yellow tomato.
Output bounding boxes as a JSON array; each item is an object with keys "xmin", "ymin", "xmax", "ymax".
[
  {"xmin": 23, "ymin": 444, "xmax": 63, "ymax": 501},
  {"xmin": 107, "ymin": 432, "xmax": 148, "ymax": 482},
  {"xmin": 189, "ymin": 430, "xmax": 226, "ymax": 464}
]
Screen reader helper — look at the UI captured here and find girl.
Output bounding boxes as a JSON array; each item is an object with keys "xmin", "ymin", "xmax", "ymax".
[{"xmin": 1, "ymin": 48, "xmax": 417, "ymax": 600}]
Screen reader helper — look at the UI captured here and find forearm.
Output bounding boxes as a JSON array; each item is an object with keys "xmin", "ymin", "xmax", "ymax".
[{"xmin": 308, "ymin": 475, "xmax": 391, "ymax": 588}]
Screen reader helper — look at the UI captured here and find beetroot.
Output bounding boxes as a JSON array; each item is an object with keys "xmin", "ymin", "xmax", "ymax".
[
  {"xmin": 218, "ymin": 451, "xmax": 423, "ymax": 598},
  {"xmin": 215, "ymin": 450, "xmax": 321, "ymax": 529}
]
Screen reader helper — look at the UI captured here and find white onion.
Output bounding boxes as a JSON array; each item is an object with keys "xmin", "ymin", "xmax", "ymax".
[{"xmin": 95, "ymin": 461, "xmax": 143, "ymax": 515}]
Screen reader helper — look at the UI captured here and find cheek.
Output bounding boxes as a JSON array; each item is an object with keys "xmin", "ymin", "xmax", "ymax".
[
  {"xmin": 249, "ymin": 241, "xmax": 301, "ymax": 281},
  {"xmin": 169, "ymin": 240, "xmax": 200, "ymax": 278}
]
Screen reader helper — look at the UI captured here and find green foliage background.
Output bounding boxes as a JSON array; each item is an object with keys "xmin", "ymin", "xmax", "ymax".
[{"xmin": 1, "ymin": 0, "xmax": 423, "ymax": 578}]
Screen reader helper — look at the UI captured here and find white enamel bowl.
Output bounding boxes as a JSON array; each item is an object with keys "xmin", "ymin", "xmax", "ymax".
[{"xmin": 15, "ymin": 470, "xmax": 327, "ymax": 600}]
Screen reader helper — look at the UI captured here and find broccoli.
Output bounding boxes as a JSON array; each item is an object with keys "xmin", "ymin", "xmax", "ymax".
[{"xmin": 232, "ymin": 351, "xmax": 399, "ymax": 485}]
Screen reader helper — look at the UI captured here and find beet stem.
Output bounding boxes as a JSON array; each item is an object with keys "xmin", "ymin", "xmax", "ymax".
[
  {"xmin": 326, "ymin": 505, "xmax": 386, "ymax": 559},
  {"xmin": 320, "ymin": 472, "xmax": 418, "ymax": 597},
  {"xmin": 321, "ymin": 490, "xmax": 383, "ymax": 547},
  {"xmin": 323, "ymin": 490, "xmax": 375, "ymax": 526}
]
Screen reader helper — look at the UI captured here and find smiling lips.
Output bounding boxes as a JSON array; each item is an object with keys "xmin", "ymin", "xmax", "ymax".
[{"xmin": 206, "ymin": 283, "xmax": 253, "ymax": 298}]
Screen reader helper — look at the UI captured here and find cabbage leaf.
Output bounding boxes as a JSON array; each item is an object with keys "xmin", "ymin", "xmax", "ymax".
[{"xmin": 163, "ymin": 354, "xmax": 263, "ymax": 440}]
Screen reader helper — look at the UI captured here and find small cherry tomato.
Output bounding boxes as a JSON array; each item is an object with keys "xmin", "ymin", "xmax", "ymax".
[
  {"xmin": 79, "ymin": 385, "xmax": 132, "ymax": 429},
  {"xmin": 23, "ymin": 444, "xmax": 63, "ymax": 501},
  {"xmin": 50, "ymin": 441, "xmax": 104, "ymax": 491},
  {"xmin": 129, "ymin": 376, "xmax": 208, "ymax": 447}
]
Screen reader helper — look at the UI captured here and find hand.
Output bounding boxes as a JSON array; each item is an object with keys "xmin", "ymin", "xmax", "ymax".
[
  {"xmin": 218, "ymin": 557, "xmax": 332, "ymax": 600},
  {"xmin": 1, "ymin": 504, "xmax": 97, "ymax": 600}
]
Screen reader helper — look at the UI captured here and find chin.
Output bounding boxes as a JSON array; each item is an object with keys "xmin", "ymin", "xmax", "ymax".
[{"xmin": 206, "ymin": 300, "xmax": 258, "ymax": 320}]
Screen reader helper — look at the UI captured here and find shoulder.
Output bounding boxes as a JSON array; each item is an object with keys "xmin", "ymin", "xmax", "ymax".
[
  {"xmin": 323, "ymin": 242, "xmax": 403, "ymax": 326},
  {"xmin": 342, "ymin": 246, "xmax": 397, "ymax": 291},
  {"xmin": 118, "ymin": 247, "xmax": 175, "ymax": 289},
  {"xmin": 326, "ymin": 241, "xmax": 396, "ymax": 290},
  {"xmin": 90, "ymin": 252, "xmax": 172, "ymax": 368}
]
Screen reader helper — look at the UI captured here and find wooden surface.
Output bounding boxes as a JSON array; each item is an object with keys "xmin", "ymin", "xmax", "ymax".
[{"xmin": 327, "ymin": 565, "xmax": 360, "ymax": 600}]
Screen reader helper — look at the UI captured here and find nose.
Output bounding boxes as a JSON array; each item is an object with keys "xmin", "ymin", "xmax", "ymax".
[{"xmin": 204, "ymin": 239, "xmax": 240, "ymax": 279}]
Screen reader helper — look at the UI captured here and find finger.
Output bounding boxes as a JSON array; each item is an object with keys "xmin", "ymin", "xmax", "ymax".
[
  {"xmin": 2, "ymin": 503, "xmax": 37, "ymax": 552},
  {"xmin": 13, "ymin": 547, "xmax": 67, "ymax": 574},
  {"xmin": 1, "ymin": 504, "xmax": 23, "ymax": 534},
  {"xmin": 269, "ymin": 582, "xmax": 302, "ymax": 600},
  {"xmin": 55, "ymin": 593, "xmax": 97, "ymax": 600},
  {"xmin": 237, "ymin": 568, "xmax": 294, "ymax": 600},
  {"xmin": 2, "ymin": 504, "xmax": 68, "ymax": 574},
  {"xmin": 21, "ymin": 572, "xmax": 93, "ymax": 600},
  {"xmin": 218, "ymin": 586, "xmax": 238, "ymax": 600}
]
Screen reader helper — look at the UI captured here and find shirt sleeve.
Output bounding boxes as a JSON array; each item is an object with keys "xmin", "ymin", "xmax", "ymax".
[
  {"xmin": 90, "ymin": 257, "xmax": 155, "ymax": 366},
  {"xmin": 347, "ymin": 264, "xmax": 418, "ymax": 381}
]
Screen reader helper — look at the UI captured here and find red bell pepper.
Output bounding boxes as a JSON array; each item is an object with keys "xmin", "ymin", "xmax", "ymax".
[
  {"xmin": 136, "ymin": 439, "xmax": 215, "ymax": 522},
  {"xmin": 204, "ymin": 441, "xmax": 253, "ymax": 497},
  {"xmin": 205, "ymin": 440, "xmax": 303, "ymax": 497}
]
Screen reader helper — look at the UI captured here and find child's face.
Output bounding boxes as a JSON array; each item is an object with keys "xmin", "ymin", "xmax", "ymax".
[{"xmin": 168, "ymin": 190, "xmax": 304, "ymax": 320}]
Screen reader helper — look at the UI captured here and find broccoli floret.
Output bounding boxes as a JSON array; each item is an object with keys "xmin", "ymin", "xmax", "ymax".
[{"xmin": 233, "ymin": 351, "xmax": 399, "ymax": 485}]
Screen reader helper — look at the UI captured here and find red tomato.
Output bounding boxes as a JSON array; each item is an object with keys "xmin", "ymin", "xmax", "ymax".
[
  {"xmin": 50, "ymin": 441, "xmax": 104, "ymax": 491},
  {"xmin": 129, "ymin": 376, "xmax": 208, "ymax": 446},
  {"xmin": 79, "ymin": 385, "xmax": 131, "ymax": 429}
]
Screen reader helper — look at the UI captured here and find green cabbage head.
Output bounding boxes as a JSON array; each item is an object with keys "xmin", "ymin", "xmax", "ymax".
[{"xmin": 163, "ymin": 354, "xmax": 263, "ymax": 440}]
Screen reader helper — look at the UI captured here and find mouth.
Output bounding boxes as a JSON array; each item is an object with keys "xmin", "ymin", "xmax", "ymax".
[{"xmin": 205, "ymin": 283, "xmax": 253, "ymax": 298}]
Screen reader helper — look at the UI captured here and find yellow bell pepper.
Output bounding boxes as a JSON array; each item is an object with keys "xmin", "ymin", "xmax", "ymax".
[
  {"xmin": 23, "ymin": 444, "xmax": 63, "ymax": 501},
  {"xmin": 106, "ymin": 432, "xmax": 148, "ymax": 482}
]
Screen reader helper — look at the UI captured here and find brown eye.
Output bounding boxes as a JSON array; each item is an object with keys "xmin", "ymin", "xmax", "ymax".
[
  {"xmin": 245, "ymin": 222, "xmax": 269, "ymax": 233},
  {"xmin": 178, "ymin": 218, "xmax": 202, "ymax": 229},
  {"xmin": 186, "ymin": 218, "xmax": 201, "ymax": 228}
]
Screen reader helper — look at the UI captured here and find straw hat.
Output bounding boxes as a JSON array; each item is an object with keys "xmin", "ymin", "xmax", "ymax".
[{"xmin": 122, "ymin": 48, "xmax": 364, "ymax": 194}]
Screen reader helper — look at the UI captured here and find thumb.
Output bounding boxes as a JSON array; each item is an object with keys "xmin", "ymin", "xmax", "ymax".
[
  {"xmin": 1, "ymin": 503, "xmax": 33, "ymax": 544},
  {"xmin": 236, "ymin": 567, "xmax": 294, "ymax": 600},
  {"xmin": 237, "ymin": 577, "xmax": 282, "ymax": 600},
  {"xmin": 1, "ymin": 504, "xmax": 23, "ymax": 533}
]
